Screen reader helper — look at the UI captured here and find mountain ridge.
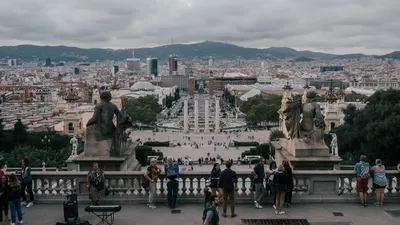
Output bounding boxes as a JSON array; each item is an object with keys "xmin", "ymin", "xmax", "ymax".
[{"xmin": 0, "ymin": 41, "xmax": 397, "ymax": 62}]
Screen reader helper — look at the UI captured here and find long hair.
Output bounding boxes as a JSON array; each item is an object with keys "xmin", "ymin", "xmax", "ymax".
[
  {"xmin": 7, "ymin": 174, "xmax": 20, "ymax": 187},
  {"xmin": 23, "ymin": 158, "xmax": 29, "ymax": 167},
  {"xmin": 270, "ymin": 161, "xmax": 277, "ymax": 170},
  {"xmin": 283, "ymin": 160, "xmax": 292, "ymax": 173},
  {"xmin": 212, "ymin": 163, "xmax": 220, "ymax": 172}
]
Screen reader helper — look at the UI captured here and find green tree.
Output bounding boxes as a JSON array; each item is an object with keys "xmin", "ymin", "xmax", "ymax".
[
  {"xmin": 335, "ymin": 89, "xmax": 400, "ymax": 166},
  {"xmin": 269, "ymin": 130, "xmax": 285, "ymax": 141},
  {"xmin": 174, "ymin": 88, "xmax": 180, "ymax": 101},
  {"xmin": 344, "ymin": 92, "xmax": 369, "ymax": 102},
  {"xmin": 13, "ymin": 119, "xmax": 28, "ymax": 144},
  {"xmin": 242, "ymin": 94, "xmax": 281, "ymax": 126},
  {"xmin": 122, "ymin": 96, "xmax": 160, "ymax": 125},
  {"xmin": 166, "ymin": 94, "xmax": 174, "ymax": 109}
]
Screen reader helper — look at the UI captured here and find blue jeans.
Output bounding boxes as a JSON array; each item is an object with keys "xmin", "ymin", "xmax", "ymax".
[
  {"xmin": 8, "ymin": 198, "xmax": 23, "ymax": 224},
  {"xmin": 167, "ymin": 180, "xmax": 179, "ymax": 208}
]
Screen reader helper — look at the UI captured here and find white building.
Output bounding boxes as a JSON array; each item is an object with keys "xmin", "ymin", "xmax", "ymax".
[{"xmin": 7, "ymin": 59, "xmax": 17, "ymax": 67}]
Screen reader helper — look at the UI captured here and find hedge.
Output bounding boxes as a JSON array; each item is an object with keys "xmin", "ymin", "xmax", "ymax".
[
  {"xmin": 233, "ymin": 141, "xmax": 260, "ymax": 147},
  {"xmin": 135, "ymin": 145, "xmax": 153, "ymax": 166},
  {"xmin": 143, "ymin": 141, "xmax": 170, "ymax": 147},
  {"xmin": 240, "ymin": 143, "xmax": 272, "ymax": 160}
]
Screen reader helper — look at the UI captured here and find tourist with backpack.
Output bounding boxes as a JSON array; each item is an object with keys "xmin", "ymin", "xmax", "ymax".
[
  {"xmin": 354, "ymin": 155, "xmax": 370, "ymax": 207},
  {"xmin": 202, "ymin": 194, "xmax": 220, "ymax": 225},
  {"xmin": 164, "ymin": 156, "xmax": 179, "ymax": 209}
]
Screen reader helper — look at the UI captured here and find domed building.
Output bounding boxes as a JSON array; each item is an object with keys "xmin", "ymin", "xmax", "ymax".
[
  {"xmin": 119, "ymin": 78, "xmax": 177, "ymax": 106},
  {"xmin": 130, "ymin": 78, "xmax": 156, "ymax": 91}
]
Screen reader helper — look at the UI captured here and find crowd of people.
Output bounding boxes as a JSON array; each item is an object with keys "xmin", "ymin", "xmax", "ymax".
[
  {"xmin": 80, "ymin": 154, "xmax": 391, "ymax": 225},
  {"xmin": 0, "ymin": 159, "xmax": 34, "ymax": 225}
]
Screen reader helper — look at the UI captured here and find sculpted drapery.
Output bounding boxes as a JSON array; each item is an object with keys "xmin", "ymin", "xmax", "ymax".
[{"xmin": 283, "ymin": 91, "xmax": 326, "ymax": 144}]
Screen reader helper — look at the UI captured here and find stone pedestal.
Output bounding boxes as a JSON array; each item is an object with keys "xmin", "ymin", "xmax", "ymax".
[
  {"xmin": 214, "ymin": 98, "xmax": 220, "ymax": 133},
  {"xmin": 65, "ymin": 156, "xmax": 79, "ymax": 171},
  {"xmin": 273, "ymin": 139, "xmax": 342, "ymax": 170},
  {"xmin": 183, "ymin": 99, "xmax": 189, "ymax": 132},
  {"xmin": 194, "ymin": 98, "xmax": 199, "ymax": 133},
  {"xmin": 204, "ymin": 99, "xmax": 209, "ymax": 133}
]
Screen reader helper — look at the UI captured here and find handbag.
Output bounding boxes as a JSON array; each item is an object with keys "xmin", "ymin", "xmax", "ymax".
[{"xmin": 141, "ymin": 178, "xmax": 150, "ymax": 189}]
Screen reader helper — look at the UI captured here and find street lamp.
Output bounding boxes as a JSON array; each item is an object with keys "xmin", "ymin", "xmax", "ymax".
[{"xmin": 41, "ymin": 135, "xmax": 51, "ymax": 151}]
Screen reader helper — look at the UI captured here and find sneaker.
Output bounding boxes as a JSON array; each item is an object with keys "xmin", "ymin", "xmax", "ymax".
[
  {"xmin": 364, "ymin": 203, "xmax": 368, "ymax": 207},
  {"xmin": 374, "ymin": 202, "xmax": 380, "ymax": 206},
  {"xmin": 26, "ymin": 202, "xmax": 33, "ymax": 208},
  {"xmin": 279, "ymin": 211, "xmax": 286, "ymax": 215},
  {"xmin": 18, "ymin": 221, "xmax": 23, "ymax": 224},
  {"xmin": 11, "ymin": 223, "xmax": 15, "ymax": 225},
  {"xmin": 275, "ymin": 210, "xmax": 278, "ymax": 215},
  {"xmin": 21, "ymin": 202, "xmax": 27, "ymax": 207},
  {"xmin": 149, "ymin": 204, "xmax": 156, "ymax": 209},
  {"xmin": 273, "ymin": 205, "xmax": 276, "ymax": 209},
  {"xmin": 361, "ymin": 204, "xmax": 366, "ymax": 208}
]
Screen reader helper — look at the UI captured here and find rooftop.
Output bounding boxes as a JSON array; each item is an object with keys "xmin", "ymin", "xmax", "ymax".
[{"xmin": 24, "ymin": 203, "xmax": 400, "ymax": 225}]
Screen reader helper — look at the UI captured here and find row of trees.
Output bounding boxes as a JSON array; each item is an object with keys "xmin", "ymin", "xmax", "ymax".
[
  {"xmin": 335, "ymin": 89, "xmax": 400, "ymax": 166},
  {"xmin": 240, "ymin": 95, "xmax": 281, "ymax": 126},
  {"xmin": 0, "ymin": 119, "xmax": 83, "ymax": 167},
  {"xmin": 122, "ymin": 95, "xmax": 161, "ymax": 125},
  {"xmin": 166, "ymin": 88, "xmax": 181, "ymax": 109}
]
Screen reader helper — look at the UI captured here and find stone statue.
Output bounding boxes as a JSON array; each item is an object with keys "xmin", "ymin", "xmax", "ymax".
[
  {"xmin": 284, "ymin": 90, "xmax": 326, "ymax": 145},
  {"xmin": 70, "ymin": 135, "xmax": 78, "ymax": 156},
  {"xmin": 330, "ymin": 133, "xmax": 338, "ymax": 156},
  {"xmin": 86, "ymin": 91, "xmax": 124, "ymax": 156}
]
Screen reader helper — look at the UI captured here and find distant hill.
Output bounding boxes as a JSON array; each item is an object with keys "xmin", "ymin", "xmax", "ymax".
[{"xmin": 0, "ymin": 41, "xmax": 397, "ymax": 62}]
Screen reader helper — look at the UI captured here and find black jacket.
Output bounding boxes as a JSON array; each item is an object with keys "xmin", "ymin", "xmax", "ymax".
[{"xmin": 218, "ymin": 168, "xmax": 238, "ymax": 192}]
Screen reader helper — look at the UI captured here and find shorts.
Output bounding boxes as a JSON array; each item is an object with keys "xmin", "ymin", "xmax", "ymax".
[
  {"xmin": 373, "ymin": 183, "xmax": 386, "ymax": 189},
  {"xmin": 356, "ymin": 177, "xmax": 369, "ymax": 193}
]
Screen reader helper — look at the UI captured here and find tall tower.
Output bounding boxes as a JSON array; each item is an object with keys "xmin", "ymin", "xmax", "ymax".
[
  {"xmin": 169, "ymin": 55, "xmax": 178, "ymax": 75},
  {"xmin": 209, "ymin": 70, "xmax": 215, "ymax": 97},
  {"xmin": 189, "ymin": 70, "xmax": 195, "ymax": 97}
]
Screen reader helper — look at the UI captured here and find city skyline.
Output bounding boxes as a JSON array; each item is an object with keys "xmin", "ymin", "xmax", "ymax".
[{"xmin": 0, "ymin": 0, "xmax": 399, "ymax": 55}]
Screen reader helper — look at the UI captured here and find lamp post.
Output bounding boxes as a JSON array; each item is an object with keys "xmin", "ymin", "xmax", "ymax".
[{"xmin": 41, "ymin": 135, "xmax": 51, "ymax": 151}]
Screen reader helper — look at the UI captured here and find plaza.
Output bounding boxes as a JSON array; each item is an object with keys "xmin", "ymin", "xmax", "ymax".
[{"xmin": 19, "ymin": 203, "xmax": 400, "ymax": 225}]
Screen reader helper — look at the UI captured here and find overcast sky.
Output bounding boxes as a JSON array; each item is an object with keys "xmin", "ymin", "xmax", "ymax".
[{"xmin": 0, "ymin": 0, "xmax": 399, "ymax": 54}]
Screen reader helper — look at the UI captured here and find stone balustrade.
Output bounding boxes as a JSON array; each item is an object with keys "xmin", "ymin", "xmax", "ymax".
[{"xmin": 25, "ymin": 170, "xmax": 400, "ymax": 204}]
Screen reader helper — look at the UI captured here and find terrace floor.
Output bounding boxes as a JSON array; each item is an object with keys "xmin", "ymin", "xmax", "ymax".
[{"xmin": 19, "ymin": 202, "xmax": 400, "ymax": 225}]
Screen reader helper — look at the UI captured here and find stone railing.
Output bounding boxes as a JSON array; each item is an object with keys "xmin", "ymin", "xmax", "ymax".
[{"xmin": 28, "ymin": 170, "xmax": 400, "ymax": 204}]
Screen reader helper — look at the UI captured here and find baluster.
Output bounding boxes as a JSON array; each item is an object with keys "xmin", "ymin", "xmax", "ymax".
[
  {"xmin": 55, "ymin": 179, "xmax": 61, "ymax": 195},
  {"xmin": 394, "ymin": 177, "xmax": 400, "ymax": 194},
  {"xmin": 188, "ymin": 177, "xmax": 195, "ymax": 196},
  {"xmin": 159, "ymin": 178, "xmax": 165, "ymax": 196},
  {"xmin": 240, "ymin": 177, "xmax": 246, "ymax": 196},
  {"xmin": 181, "ymin": 177, "xmax": 187, "ymax": 196},
  {"xmin": 196, "ymin": 178, "xmax": 202, "ymax": 196},
  {"xmin": 386, "ymin": 177, "xmax": 394, "ymax": 195}
]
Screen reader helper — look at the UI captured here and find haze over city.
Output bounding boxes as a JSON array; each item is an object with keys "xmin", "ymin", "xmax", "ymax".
[{"xmin": 0, "ymin": 0, "xmax": 399, "ymax": 54}]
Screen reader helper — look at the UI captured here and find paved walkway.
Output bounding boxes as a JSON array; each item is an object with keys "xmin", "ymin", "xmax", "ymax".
[{"xmin": 20, "ymin": 203, "xmax": 400, "ymax": 225}]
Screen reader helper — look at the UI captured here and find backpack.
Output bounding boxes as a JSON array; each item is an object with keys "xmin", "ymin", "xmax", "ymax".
[
  {"xmin": 165, "ymin": 163, "xmax": 178, "ymax": 180},
  {"xmin": 360, "ymin": 163, "xmax": 370, "ymax": 179},
  {"xmin": 202, "ymin": 206, "xmax": 218, "ymax": 225}
]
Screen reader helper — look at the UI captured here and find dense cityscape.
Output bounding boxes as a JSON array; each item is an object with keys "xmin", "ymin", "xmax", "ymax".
[{"xmin": 1, "ymin": 1, "xmax": 400, "ymax": 225}]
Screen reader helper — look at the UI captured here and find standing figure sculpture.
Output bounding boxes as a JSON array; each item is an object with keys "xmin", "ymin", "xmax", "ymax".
[
  {"xmin": 86, "ymin": 91, "xmax": 122, "ymax": 156},
  {"xmin": 284, "ymin": 90, "xmax": 326, "ymax": 145},
  {"xmin": 70, "ymin": 135, "xmax": 79, "ymax": 156},
  {"xmin": 330, "ymin": 133, "xmax": 338, "ymax": 156}
]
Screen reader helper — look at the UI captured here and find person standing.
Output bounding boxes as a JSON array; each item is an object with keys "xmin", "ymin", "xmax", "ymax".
[
  {"xmin": 86, "ymin": 162, "xmax": 105, "ymax": 205},
  {"xmin": 19, "ymin": 159, "xmax": 34, "ymax": 208},
  {"xmin": 283, "ymin": 160, "xmax": 293, "ymax": 208},
  {"xmin": 251, "ymin": 158, "xmax": 265, "ymax": 209},
  {"xmin": 0, "ymin": 175, "xmax": 9, "ymax": 225},
  {"xmin": 209, "ymin": 163, "xmax": 222, "ymax": 197},
  {"xmin": 6, "ymin": 174, "xmax": 23, "ymax": 225},
  {"xmin": 370, "ymin": 159, "xmax": 387, "ymax": 207},
  {"xmin": 273, "ymin": 165, "xmax": 287, "ymax": 215},
  {"xmin": 266, "ymin": 161, "xmax": 278, "ymax": 209},
  {"xmin": 354, "ymin": 155, "xmax": 370, "ymax": 207},
  {"xmin": 202, "ymin": 194, "xmax": 220, "ymax": 225},
  {"xmin": 165, "ymin": 156, "xmax": 179, "ymax": 209},
  {"xmin": 144, "ymin": 158, "xmax": 161, "ymax": 209},
  {"xmin": 219, "ymin": 161, "xmax": 238, "ymax": 218}
]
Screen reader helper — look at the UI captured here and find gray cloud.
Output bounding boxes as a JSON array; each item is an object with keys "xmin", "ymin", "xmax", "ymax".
[{"xmin": 0, "ymin": 0, "xmax": 399, "ymax": 54}]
